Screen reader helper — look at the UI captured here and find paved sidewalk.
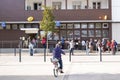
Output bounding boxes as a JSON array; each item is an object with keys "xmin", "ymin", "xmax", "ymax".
[{"xmin": 0, "ymin": 53, "xmax": 120, "ymax": 80}]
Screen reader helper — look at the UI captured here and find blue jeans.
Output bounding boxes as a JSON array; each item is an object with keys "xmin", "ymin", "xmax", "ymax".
[{"xmin": 58, "ymin": 59, "xmax": 63, "ymax": 69}]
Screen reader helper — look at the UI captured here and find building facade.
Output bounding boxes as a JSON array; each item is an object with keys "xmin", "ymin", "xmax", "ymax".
[{"xmin": 0, "ymin": 0, "xmax": 117, "ymax": 48}]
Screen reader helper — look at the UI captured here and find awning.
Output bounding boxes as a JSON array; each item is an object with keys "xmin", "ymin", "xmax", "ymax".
[{"xmin": 20, "ymin": 28, "xmax": 39, "ymax": 34}]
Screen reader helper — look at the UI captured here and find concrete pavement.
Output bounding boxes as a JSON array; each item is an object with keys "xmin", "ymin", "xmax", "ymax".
[{"xmin": 0, "ymin": 52, "xmax": 120, "ymax": 80}]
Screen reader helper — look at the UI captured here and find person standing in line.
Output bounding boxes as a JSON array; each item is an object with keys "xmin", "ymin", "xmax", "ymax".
[
  {"xmin": 52, "ymin": 43, "xmax": 65, "ymax": 73},
  {"xmin": 41, "ymin": 37, "xmax": 46, "ymax": 54},
  {"xmin": 69, "ymin": 40, "xmax": 74, "ymax": 55},
  {"xmin": 106, "ymin": 40, "xmax": 111, "ymax": 53},
  {"xmin": 96, "ymin": 39, "xmax": 102, "ymax": 54},
  {"xmin": 29, "ymin": 42, "xmax": 34, "ymax": 56},
  {"xmin": 81, "ymin": 40, "xmax": 86, "ymax": 52},
  {"xmin": 61, "ymin": 36, "xmax": 65, "ymax": 49},
  {"xmin": 85, "ymin": 40, "xmax": 89, "ymax": 55}
]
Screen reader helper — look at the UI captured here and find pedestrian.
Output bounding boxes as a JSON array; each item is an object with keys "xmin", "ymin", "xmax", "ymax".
[
  {"xmin": 69, "ymin": 40, "xmax": 74, "ymax": 55},
  {"xmin": 52, "ymin": 43, "xmax": 65, "ymax": 73},
  {"xmin": 29, "ymin": 42, "xmax": 34, "ymax": 56},
  {"xmin": 96, "ymin": 39, "xmax": 102, "ymax": 54},
  {"xmin": 85, "ymin": 40, "xmax": 89, "ymax": 55}
]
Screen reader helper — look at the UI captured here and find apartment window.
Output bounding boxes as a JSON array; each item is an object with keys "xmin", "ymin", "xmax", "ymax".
[
  {"xmin": 72, "ymin": 1, "xmax": 81, "ymax": 9},
  {"xmin": 52, "ymin": 2, "xmax": 61, "ymax": 10},
  {"xmin": 93, "ymin": 2, "xmax": 101, "ymax": 9},
  {"xmin": 34, "ymin": 3, "xmax": 42, "ymax": 10},
  {"xmin": 25, "ymin": 0, "xmax": 42, "ymax": 10}
]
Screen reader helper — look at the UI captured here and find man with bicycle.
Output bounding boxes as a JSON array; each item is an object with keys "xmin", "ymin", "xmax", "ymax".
[{"xmin": 52, "ymin": 42, "xmax": 65, "ymax": 73}]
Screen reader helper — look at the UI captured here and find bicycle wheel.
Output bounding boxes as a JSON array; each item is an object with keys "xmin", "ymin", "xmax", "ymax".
[{"xmin": 53, "ymin": 68, "xmax": 58, "ymax": 77}]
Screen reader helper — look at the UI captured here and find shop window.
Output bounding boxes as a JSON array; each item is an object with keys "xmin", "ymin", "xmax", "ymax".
[
  {"xmin": 74, "ymin": 24, "xmax": 80, "ymax": 29},
  {"xmin": 96, "ymin": 30, "xmax": 101, "ymax": 37},
  {"xmin": 0, "ymin": 25, "xmax": 3, "ymax": 29},
  {"xmin": 81, "ymin": 23, "xmax": 87, "ymax": 29},
  {"xmin": 96, "ymin": 23, "xmax": 101, "ymax": 28},
  {"xmin": 60, "ymin": 30, "xmax": 66, "ymax": 40},
  {"xmin": 67, "ymin": 30, "xmax": 73, "ymax": 40},
  {"xmin": 103, "ymin": 30, "xmax": 109, "ymax": 38},
  {"xmin": 103, "ymin": 23, "xmax": 108, "ymax": 28},
  {"xmin": 6, "ymin": 25, "xmax": 11, "ymax": 29},
  {"xmin": 34, "ymin": 3, "xmax": 42, "ymax": 10},
  {"xmin": 74, "ymin": 30, "xmax": 80, "ymax": 38},
  {"xmin": 88, "ymin": 30, "xmax": 94, "ymax": 37},
  {"xmin": 19, "ymin": 24, "xmax": 24, "ymax": 29},
  {"xmin": 12, "ymin": 24, "xmax": 18, "ymax": 30},
  {"xmin": 60, "ymin": 24, "xmax": 66, "ymax": 29},
  {"xmin": 26, "ymin": 24, "xmax": 31, "ymax": 28},
  {"xmin": 67, "ymin": 24, "xmax": 73, "ymax": 29},
  {"xmin": 81, "ymin": 30, "xmax": 87, "ymax": 37},
  {"xmin": 88, "ymin": 23, "xmax": 94, "ymax": 28}
]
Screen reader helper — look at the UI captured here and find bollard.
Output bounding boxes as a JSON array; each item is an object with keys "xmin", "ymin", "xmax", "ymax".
[
  {"xmin": 14, "ymin": 48, "xmax": 16, "ymax": 56},
  {"xmin": 19, "ymin": 48, "xmax": 21, "ymax": 62},
  {"xmin": 69, "ymin": 51, "xmax": 71, "ymax": 62},
  {"xmin": 100, "ymin": 48, "xmax": 102, "ymax": 62},
  {"xmin": 44, "ymin": 48, "xmax": 46, "ymax": 62}
]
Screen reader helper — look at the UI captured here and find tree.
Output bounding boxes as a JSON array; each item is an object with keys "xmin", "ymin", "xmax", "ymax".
[
  {"xmin": 40, "ymin": 6, "xmax": 56, "ymax": 61},
  {"xmin": 40, "ymin": 6, "xmax": 55, "ymax": 36}
]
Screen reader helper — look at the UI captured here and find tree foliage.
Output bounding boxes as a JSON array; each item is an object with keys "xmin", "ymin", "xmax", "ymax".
[{"xmin": 40, "ymin": 6, "xmax": 56, "ymax": 35}]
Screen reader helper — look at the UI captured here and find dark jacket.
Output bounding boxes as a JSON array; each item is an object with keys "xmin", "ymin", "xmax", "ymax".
[{"xmin": 53, "ymin": 46, "xmax": 65, "ymax": 60}]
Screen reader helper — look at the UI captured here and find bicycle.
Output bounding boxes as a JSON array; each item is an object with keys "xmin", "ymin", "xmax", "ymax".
[{"xmin": 50, "ymin": 58, "xmax": 59, "ymax": 77}]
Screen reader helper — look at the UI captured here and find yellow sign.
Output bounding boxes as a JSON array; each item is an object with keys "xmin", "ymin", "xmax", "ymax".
[{"xmin": 27, "ymin": 16, "xmax": 34, "ymax": 22}]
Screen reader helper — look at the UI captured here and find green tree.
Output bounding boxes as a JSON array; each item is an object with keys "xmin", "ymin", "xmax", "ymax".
[
  {"xmin": 40, "ymin": 6, "xmax": 56, "ymax": 60},
  {"xmin": 40, "ymin": 6, "xmax": 55, "ymax": 36}
]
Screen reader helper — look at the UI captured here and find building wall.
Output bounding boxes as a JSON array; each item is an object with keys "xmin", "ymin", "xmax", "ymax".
[{"xmin": 112, "ymin": 0, "xmax": 120, "ymax": 43}]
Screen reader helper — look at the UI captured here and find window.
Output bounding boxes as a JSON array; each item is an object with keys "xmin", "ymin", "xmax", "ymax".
[
  {"xmin": 103, "ymin": 30, "xmax": 108, "ymax": 38},
  {"xmin": 74, "ymin": 30, "xmax": 80, "ymax": 38},
  {"xmin": 103, "ymin": 23, "xmax": 108, "ymax": 28},
  {"xmin": 88, "ymin": 30, "xmax": 94, "ymax": 37},
  {"xmin": 6, "ymin": 25, "xmax": 11, "ymax": 29},
  {"xmin": 52, "ymin": 2, "xmax": 61, "ymax": 10},
  {"xmin": 96, "ymin": 30, "xmax": 101, "ymax": 37},
  {"xmin": 72, "ymin": 1, "xmax": 81, "ymax": 9},
  {"xmin": 26, "ymin": 24, "xmax": 31, "ymax": 28},
  {"xmin": 67, "ymin": 24, "xmax": 73, "ymax": 29},
  {"xmin": 60, "ymin": 24, "xmax": 66, "ymax": 29},
  {"xmin": 60, "ymin": 30, "xmax": 66, "ymax": 40},
  {"xmin": 67, "ymin": 30, "xmax": 73, "ymax": 40},
  {"xmin": 74, "ymin": 24, "xmax": 80, "ymax": 29},
  {"xmin": 88, "ymin": 23, "xmax": 94, "ymax": 28},
  {"xmin": 19, "ymin": 24, "xmax": 24, "ymax": 29},
  {"xmin": 81, "ymin": 23, "xmax": 87, "ymax": 28},
  {"xmin": 92, "ymin": 2, "xmax": 101, "ymax": 9},
  {"xmin": 96, "ymin": 23, "xmax": 101, "ymax": 28},
  {"xmin": 34, "ymin": 3, "xmax": 42, "ymax": 10},
  {"xmin": 25, "ymin": 0, "xmax": 42, "ymax": 10},
  {"xmin": 82, "ymin": 30, "xmax": 87, "ymax": 37},
  {"xmin": 12, "ymin": 24, "xmax": 18, "ymax": 30}
]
